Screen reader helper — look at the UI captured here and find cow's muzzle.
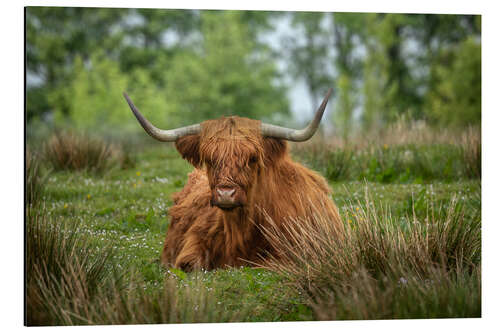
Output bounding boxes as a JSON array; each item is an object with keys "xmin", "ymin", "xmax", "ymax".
[{"xmin": 211, "ymin": 186, "xmax": 244, "ymax": 210}]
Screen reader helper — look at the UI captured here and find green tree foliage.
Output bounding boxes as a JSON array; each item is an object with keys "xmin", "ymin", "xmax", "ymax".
[
  {"xmin": 26, "ymin": 7, "xmax": 127, "ymax": 120},
  {"xmin": 53, "ymin": 54, "xmax": 129, "ymax": 131},
  {"xmin": 118, "ymin": 8, "xmax": 200, "ymax": 84},
  {"xmin": 285, "ymin": 12, "xmax": 480, "ymax": 130},
  {"xmin": 163, "ymin": 11, "xmax": 289, "ymax": 125},
  {"xmin": 26, "ymin": 8, "xmax": 480, "ymax": 132},
  {"xmin": 426, "ymin": 37, "xmax": 481, "ymax": 127},
  {"xmin": 330, "ymin": 13, "xmax": 366, "ymax": 135},
  {"xmin": 377, "ymin": 14, "xmax": 421, "ymax": 121},
  {"xmin": 334, "ymin": 74, "xmax": 356, "ymax": 139},
  {"xmin": 285, "ymin": 12, "xmax": 332, "ymax": 109},
  {"xmin": 361, "ymin": 14, "xmax": 386, "ymax": 130},
  {"xmin": 27, "ymin": 8, "xmax": 288, "ymax": 130},
  {"xmin": 53, "ymin": 53, "xmax": 171, "ymax": 133},
  {"xmin": 372, "ymin": 14, "xmax": 480, "ymax": 125},
  {"xmin": 54, "ymin": 54, "xmax": 177, "ymax": 134}
]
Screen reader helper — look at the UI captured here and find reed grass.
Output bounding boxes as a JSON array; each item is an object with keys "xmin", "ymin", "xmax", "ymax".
[{"xmin": 261, "ymin": 187, "xmax": 481, "ymax": 320}]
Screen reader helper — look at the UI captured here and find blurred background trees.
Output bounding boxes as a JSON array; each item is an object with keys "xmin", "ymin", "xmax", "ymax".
[{"xmin": 26, "ymin": 7, "xmax": 481, "ymax": 137}]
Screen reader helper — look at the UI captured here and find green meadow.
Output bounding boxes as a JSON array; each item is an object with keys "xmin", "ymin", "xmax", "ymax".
[{"xmin": 26, "ymin": 128, "xmax": 480, "ymax": 325}]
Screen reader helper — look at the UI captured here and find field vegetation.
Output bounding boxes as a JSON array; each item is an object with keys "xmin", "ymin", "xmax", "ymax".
[{"xmin": 25, "ymin": 125, "xmax": 481, "ymax": 325}]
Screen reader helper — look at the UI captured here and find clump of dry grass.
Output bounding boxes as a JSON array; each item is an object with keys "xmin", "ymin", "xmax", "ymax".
[
  {"xmin": 26, "ymin": 206, "xmax": 115, "ymax": 325},
  {"xmin": 260, "ymin": 187, "xmax": 481, "ymax": 320},
  {"xmin": 26, "ymin": 206, "xmax": 242, "ymax": 326},
  {"xmin": 86, "ymin": 275, "xmax": 240, "ymax": 325},
  {"xmin": 43, "ymin": 131, "xmax": 135, "ymax": 173},
  {"xmin": 460, "ymin": 126, "xmax": 481, "ymax": 179},
  {"xmin": 26, "ymin": 148, "xmax": 46, "ymax": 205}
]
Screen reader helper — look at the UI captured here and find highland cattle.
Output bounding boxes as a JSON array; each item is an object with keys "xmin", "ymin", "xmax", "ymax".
[{"xmin": 123, "ymin": 88, "xmax": 342, "ymax": 271}]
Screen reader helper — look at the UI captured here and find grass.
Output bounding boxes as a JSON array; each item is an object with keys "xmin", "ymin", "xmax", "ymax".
[
  {"xmin": 25, "ymin": 126, "xmax": 481, "ymax": 325},
  {"xmin": 292, "ymin": 143, "xmax": 478, "ymax": 183},
  {"xmin": 43, "ymin": 131, "xmax": 135, "ymax": 173},
  {"xmin": 26, "ymin": 206, "xmax": 253, "ymax": 325},
  {"xmin": 26, "ymin": 148, "xmax": 47, "ymax": 205},
  {"xmin": 260, "ymin": 189, "xmax": 480, "ymax": 320},
  {"xmin": 26, "ymin": 206, "xmax": 117, "ymax": 325}
]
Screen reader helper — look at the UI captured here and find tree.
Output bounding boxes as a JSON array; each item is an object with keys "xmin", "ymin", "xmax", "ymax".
[
  {"xmin": 360, "ymin": 14, "xmax": 386, "ymax": 130},
  {"xmin": 53, "ymin": 53, "xmax": 172, "ymax": 134},
  {"xmin": 162, "ymin": 11, "xmax": 289, "ymax": 126},
  {"xmin": 118, "ymin": 8, "xmax": 200, "ymax": 85},
  {"xmin": 26, "ymin": 8, "xmax": 482, "ymax": 133},
  {"xmin": 426, "ymin": 37, "xmax": 481, "ymax": 127},
  {"xmin": 26, "ymin": 7, "xmax": 128, "ymax": 120},
  {"xmin": 330, "ymin": 13, "xmax": 366, "ymax": 136},
  {"xmin": 417, "ymin": 15, "xmax": 481, "ymax": 126},
  {"xmin": 374, "ymin": 14, "xmax": 422, "ymax": 122},
  {"xmin": 284, "ymin": 12, "xmax": 333, "ymax": 111}
]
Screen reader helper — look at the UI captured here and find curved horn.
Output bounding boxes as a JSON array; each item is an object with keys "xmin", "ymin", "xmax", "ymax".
[
  {"xmin": 123, "ymin": 92, "xmax": 201, "ymax": 142},
  {"xmin": 261, "ymin": 88, "xmax": 333, "ymax": 141}
]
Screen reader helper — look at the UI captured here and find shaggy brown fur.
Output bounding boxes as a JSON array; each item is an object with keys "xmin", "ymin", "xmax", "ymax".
[{"xmin": 161, "ymin": 116, "xmax": 342, "ymax": 271}]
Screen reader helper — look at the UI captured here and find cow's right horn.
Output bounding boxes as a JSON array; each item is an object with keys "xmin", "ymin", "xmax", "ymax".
[
  {"xmin": 261, "ymin": 88, "xmax": 332, "ymax": 142},
  {"xmin": 123, "ymin": 92, "xmax": 201, "ymax": 142}
]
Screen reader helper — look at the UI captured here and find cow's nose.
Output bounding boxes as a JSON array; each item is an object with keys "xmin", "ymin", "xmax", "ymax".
[
  {"xmin": 213, "ymin": 186, "xmax": 242, "ymax": 210},
  {"xmin": 217, "ymin": 188, "xmax": 235, "ymax": 198}
]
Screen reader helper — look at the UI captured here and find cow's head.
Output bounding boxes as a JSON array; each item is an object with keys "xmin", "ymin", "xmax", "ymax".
[{"xmin": 123, "ymin": 89, "xmax": 332, "ymax": 211}]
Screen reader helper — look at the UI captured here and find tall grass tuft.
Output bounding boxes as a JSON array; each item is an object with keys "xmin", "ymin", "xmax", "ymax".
[
  {"xmin": 26, "ymin": 207, "xmax": 243, "ymax": 325},
  {"xmin": 26, "ymin": 206, "xmax": 116, "ymax": 325},
  {"xmin": 26, "ymin": 148, "xmax": 47, "ymax": 205},
  {"xmin": 460, "ymin": 127, "xmax": 481, "ymax": 179},
  {"xmin": 43, "ymin": 131, "xmax": 117, "ymax": 173},
  {"xmin": 85, "ymin": 273, "xmax": 242, "ymax": 325},
  {"xmin": 261, "ymin": 188, "xmax": 481, "ymax": 320}
]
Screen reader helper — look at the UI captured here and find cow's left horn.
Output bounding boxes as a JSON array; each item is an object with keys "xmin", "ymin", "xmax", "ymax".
[
  {"xmin": 261, "ymin": 88, "xmax": 332, "ymax": 142},
  {"xmin": 123, "ymin": 92, "xmax": 201, "ymax": 142}
]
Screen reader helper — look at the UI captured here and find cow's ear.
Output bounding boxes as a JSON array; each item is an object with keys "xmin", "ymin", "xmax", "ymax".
[
  {"xmin": 262, "ymin": 137, "xmax": 287, "ymax": 164},
  {"xmin": 175, "ymin": 135, "xmax": 202, "ymax": 168}
]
